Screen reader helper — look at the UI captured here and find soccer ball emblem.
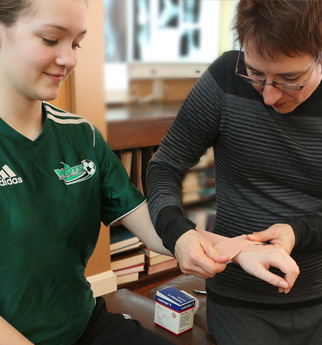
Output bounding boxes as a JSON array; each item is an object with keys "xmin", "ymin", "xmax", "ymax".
[{"xmin": 81, "ymin": 159, "xmax": 96, "ymax": 176}]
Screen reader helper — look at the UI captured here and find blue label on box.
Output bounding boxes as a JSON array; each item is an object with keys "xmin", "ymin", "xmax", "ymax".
[{"xmin": 156, "ymin": 287, "xmax": 195, "ymax": 312}]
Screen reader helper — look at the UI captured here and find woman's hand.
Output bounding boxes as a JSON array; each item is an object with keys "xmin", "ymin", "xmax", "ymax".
[
  {"xmin": 174, "ymin": 230, "xmax": 230, "ymax": 278},
  {"xmin": 234, "ymin": 244, "xmax": 300, "ymax": 294}
]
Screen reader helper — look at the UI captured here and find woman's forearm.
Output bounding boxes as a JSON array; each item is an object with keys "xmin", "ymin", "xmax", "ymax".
[
  {"xmin": 120, "ymin": 202, "xmax": 173, "ymax": 256},
  {"xmin": 0, "ymin": 316, "xmax": 34, "ymax": 345}
]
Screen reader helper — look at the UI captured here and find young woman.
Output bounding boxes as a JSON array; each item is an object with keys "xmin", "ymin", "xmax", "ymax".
[
  {"xmin": 147, "ymin": 0, "xmax": 322, "ymax": 344},
  {"xmin": 0, "ymin": 0, "xmax": 179, "ymax": 344}
]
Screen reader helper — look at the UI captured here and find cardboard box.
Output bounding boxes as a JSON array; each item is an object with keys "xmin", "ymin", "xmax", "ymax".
[{"xmin": 154, "ymin": 286, "xmax": 195, "ymax": 335}]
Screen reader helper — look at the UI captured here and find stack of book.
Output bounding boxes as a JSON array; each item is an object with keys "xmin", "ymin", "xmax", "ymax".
[
  {"xmin": 140, "ymin": 247, "xmax": 178, "ymax": 275},
  {"xmin": 110, "ymin": 225, "xmax": 145, "ymax": 285},
  {"xmin": 110, "ymin": 225, "xmax": 144, "ymax": 255},
  {"xmin": 110, "ymin": 226, "xmax": 178, "ymax": 285},
  {"xmin": 111, "ymin": 249, "xmax": 146, "ymax": 285}
]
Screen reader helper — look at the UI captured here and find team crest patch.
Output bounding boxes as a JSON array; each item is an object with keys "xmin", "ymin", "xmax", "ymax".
[{"xmin": 54, "ymin": 160, "xmax": 96, "ymax": 185}]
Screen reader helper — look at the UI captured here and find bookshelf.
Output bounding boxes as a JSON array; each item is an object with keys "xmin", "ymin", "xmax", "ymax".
[
  {"xmin": 182, "ymin": 148, "xmax": 215, "ymax": 205},
  {"xmin": 107, "ymin": 101, "xmax": 181, "ymax": 194}
]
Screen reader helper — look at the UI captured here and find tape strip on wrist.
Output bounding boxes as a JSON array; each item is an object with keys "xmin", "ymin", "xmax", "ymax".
[
  {"xmin": 213, "ymin": 235, "xmax": 269, "ymax": 260},
  {"xmin": 197, "ymin": 229, "xmax": 270, "ymax": 260}
]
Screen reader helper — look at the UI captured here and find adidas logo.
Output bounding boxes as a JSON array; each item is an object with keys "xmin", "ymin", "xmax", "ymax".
[{"xmin": 0, "ymin": 165, "xmax": 23, "ymax": 187}]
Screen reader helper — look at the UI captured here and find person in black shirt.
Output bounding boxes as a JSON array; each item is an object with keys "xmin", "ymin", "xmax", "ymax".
[{"xmin": 147, "ymin": 1, "xmax": 322, "ymax": 344}]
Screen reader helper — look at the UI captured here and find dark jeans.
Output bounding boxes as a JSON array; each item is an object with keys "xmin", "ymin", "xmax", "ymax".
[{"xmin": 73, "ymin": 297, "xmax": 175, "ymax": 345}]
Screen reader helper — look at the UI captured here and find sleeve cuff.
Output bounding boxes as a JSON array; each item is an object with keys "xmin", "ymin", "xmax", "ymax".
[
  {"xmin": 288, "ymin": 215, "xmax": 322, "ymax": 251},
  {"xmin": 155, "ymin": 205, "xmax": 196, "ymax": 254},
  {"xmin": 288, "ymin": 218, "xmax": 304, "ymax": 249}
]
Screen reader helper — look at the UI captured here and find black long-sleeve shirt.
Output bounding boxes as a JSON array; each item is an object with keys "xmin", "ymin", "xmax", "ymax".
[{"xmin": 147, "ymin": 50, "xmax": 322, "ymax": 304}]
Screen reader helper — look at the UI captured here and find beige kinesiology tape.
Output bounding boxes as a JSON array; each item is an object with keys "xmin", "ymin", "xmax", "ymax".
[{"xmin": 197, "ymin": 229, "xmax": 271, "ymax": 260}]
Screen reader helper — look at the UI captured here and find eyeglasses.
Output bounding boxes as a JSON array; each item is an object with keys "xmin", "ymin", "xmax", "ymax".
[{"xmin": 235, "ymin": 48, "xmax": 321, "ymax": 91}]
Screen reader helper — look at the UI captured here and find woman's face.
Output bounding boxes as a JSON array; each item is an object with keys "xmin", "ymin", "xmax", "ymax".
[
  {"xmin": 0, "ymin": 0, "xmax": 87, "ymax": 103},
  {"xmin": 244, "ymin": 42, "xmax": 322, "ymax": 114}
]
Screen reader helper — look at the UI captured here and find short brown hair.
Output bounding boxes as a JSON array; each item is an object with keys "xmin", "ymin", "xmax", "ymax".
[
  {"xmin": 234, "ymin": 0, "xmax": 322, "ymax": 60},
  {"xmin": 0, "ymin": 0, "xmax": 33, "ymax": 26}
]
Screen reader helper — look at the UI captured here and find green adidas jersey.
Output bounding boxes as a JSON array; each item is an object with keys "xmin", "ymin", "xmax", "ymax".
[{"xmin": 0, "ymin": 103, "xmax": 145, "ymax": 345}]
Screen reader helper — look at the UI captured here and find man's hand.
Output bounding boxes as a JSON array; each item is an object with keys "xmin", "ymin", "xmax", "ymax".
[
  {"xmin": 247, "ymin": 223, "xmax": 296, "ymax": 255},
  {"xmin": 174, "ymin": 230, "xmax": 230, "ymax": 278},
  {"xmin": 234, "ymin": 245, "xmax": 300, "ymax": 294}
]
